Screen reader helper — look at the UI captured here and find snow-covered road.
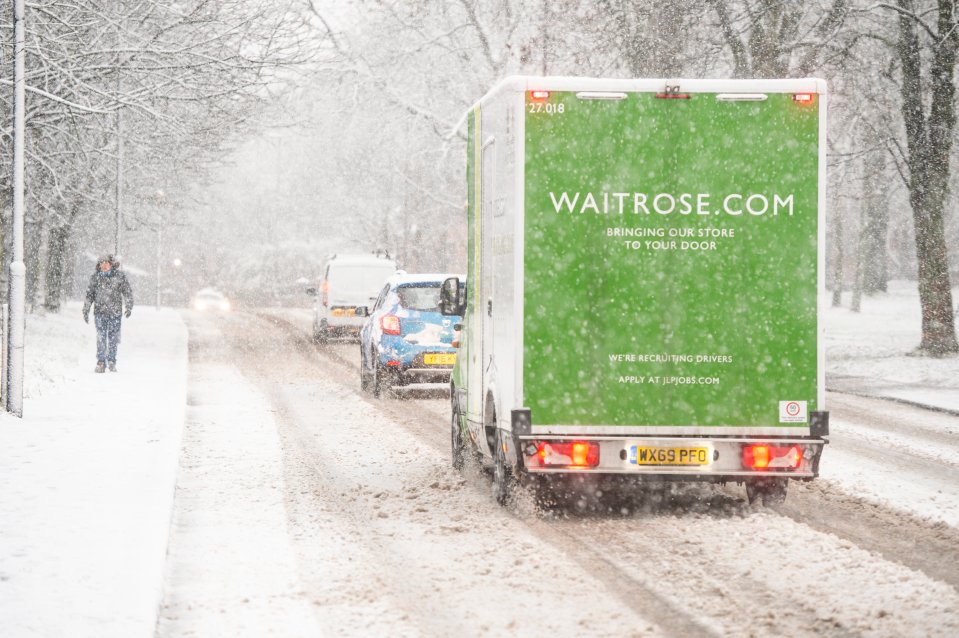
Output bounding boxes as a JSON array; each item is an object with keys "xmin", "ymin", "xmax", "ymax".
[{"xmin": 156, "ymin": 310, "xmax": 959, "ymax": 637}]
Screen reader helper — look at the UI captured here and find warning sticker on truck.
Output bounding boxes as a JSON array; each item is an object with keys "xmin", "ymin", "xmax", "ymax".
[{"xmin": 779, "ymin": 401, "xmax": 807, "ymax": 423}]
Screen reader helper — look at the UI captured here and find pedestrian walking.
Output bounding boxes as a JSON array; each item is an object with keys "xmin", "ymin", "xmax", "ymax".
[{"xmin": 82, "ymin": 255, "xmax": 134, "ymax": 373}]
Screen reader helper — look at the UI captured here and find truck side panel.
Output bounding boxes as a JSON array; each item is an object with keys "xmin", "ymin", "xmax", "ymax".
[{"xmin": 465, "ymin": 93, "xmax": 518, "ymax": 446}]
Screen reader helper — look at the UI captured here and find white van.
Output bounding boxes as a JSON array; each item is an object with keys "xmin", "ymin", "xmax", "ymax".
[{"xmin": 309, "ymin": 252, "xmax": 397, "ymax": 342}]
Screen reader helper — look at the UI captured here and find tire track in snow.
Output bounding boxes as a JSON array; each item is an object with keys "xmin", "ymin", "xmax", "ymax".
[
  {"xmin": 255, "ymin": 312, "xmax": 901, "ymax": 637},
  {"xmin": 236, "ymin": 313, "xmax": 676, "ymax": 637},
  {"xmin": 262, "ymin": 311, "xmax": 959, "ymax": 634},
  {"xmin": 262, "ymin": 311, "xmax": 959, "ymax": 590},
  {"xmin": 253, "ymin": 312, "xmax": 723, "ymax": 638}
]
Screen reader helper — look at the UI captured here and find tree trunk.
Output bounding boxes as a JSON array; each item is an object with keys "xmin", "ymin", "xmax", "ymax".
[
  {"xmin": 832, "ymin": 214, "xmax": 844, "ymax": 307},
  {"xmin": 44, "ymin": 225, "xmax": 70, "ymax": 312},
  {"xmin": 895, "ymin": 0, "xmax": 959, "ymax": 355},
  {"xmin": 852, "ymin": 188, "xmax": 864, "ymax": 312},
  {"xmin": 913, "ymin": 197, "xmax": 957, "ymax": 354},
  {"xmin": 860, "ymin": 151, "xmax": 889, "ymax": 293}
]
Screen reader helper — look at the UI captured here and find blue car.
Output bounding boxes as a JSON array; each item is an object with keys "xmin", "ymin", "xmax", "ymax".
[{"xmin": 359, "ymin": 273, "xmax": 464, "ymax": 397}]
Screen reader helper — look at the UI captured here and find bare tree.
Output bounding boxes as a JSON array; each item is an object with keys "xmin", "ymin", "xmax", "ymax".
[
  {"xmin": 0, "ymin": 0, "xmax": 310, "ymax": 309},
  {"xmin": 884, "ymin": 0, "xmax": 959, "ymax": 354}
]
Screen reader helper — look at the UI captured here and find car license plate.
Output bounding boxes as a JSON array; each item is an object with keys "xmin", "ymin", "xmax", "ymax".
[
  {"xmin": 424, "ymin": 353, "xmax": 456, "ymax": 365},
  {"xmin": 630, "ymin": 446, "xmax": 710, "ymax": 466},
  {"xmin": 331, "ymin": 307, "xmax": 356, "ymax": 317}
]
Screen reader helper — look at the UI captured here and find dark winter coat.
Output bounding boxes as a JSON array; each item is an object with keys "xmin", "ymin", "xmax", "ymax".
[{"xmin": 83, "ymin": 270, "xmax": 134, "ymax": 317}]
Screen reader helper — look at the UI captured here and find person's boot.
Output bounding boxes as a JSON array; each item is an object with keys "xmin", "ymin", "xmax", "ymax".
[
  {"xmin": 108, "ymin": 362, "xmax": 117, "ymax": 372},
  {"xmin": 95, "ymin": 361, "xmax": 106, "ymax": 373}
]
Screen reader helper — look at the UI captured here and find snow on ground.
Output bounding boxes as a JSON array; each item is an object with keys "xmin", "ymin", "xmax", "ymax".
[
  {"xmin": 823, "ymin": 282, "xmax": 959, "ymax": 526},
  {"xmin": 825, "ymin": 281, "xmax": 959, "ymax": 409},
  {"xmin": 247, "ymin": 350, "xmax": 666, "ymax": 637},
  {"xmin": 2, "ymin": 280, "xmax": 959, "ymax": 637},
  {"xmin": 0, "ymin": 305, "xmax": 187, "ymax": 638},
  {"xmin": 156, "ymin": 319, "xmax": 320, "ymax": 637},
  {"xmin": 21, "ymin": 303, "xmax": 94, "ymax": 399},
  {"xmin": 583, "ymin": 510, "xmax": 959, "ymax": 637}
]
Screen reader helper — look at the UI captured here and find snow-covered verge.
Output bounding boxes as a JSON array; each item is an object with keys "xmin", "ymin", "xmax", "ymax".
[
  {"xmin": 825, "ymin": 280, "xmax": 959, "ymax": 410},
  {"xmin": 156, "ymin": 317, "xmax": 320, "ymax": 637},
  {"xmin": 20, "ymin": 302, "xmax": 95, "ymax": 399},
  {"xmin": 822, "ymin": 281, "xmax": 959, "ymax": 527},
  {"xmin": 0, "ymin": 305, "xmax": 188, "ymax": 638}
]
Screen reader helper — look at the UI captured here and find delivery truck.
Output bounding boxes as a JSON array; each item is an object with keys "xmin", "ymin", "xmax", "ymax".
[{"xmin": 439, "ymin": 76, "xmax": 828, "ymax": 506}]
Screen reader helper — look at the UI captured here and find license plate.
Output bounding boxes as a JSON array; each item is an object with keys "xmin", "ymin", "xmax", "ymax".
[
  {"xmin": 630, "ymin": 446, "xmax": 710, "ymax": 466},
  {"xmin": 424, "ymin": 353, "xmax": 456, "ymax": 365},
  {"xmin": 330, "ymin": 307, "xmax": 356, "ymax": 317}
]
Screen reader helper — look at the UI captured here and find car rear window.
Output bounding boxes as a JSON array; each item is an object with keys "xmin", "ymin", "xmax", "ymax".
[
  {"xmin": 396, "ymin": 284, "xmax": 441, "ymax": 311},
  {"xmin": 330, "ymin": 264, "xmax": 396, "ymax": 293}
]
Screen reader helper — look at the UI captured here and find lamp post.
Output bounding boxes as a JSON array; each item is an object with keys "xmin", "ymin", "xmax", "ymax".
[
  {"xmin": 153, "ymin": 189, "xmax": 166, "ymax": 310},
  {"xmin": 6, "ymin": 0, "xmax": 26, "ymax": 417}
]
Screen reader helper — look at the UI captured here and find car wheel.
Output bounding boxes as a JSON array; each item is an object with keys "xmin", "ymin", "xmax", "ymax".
[
  {"xmin": 451, "ymin": 400, "xmax": 465, "ymax": 471},
  {"xmin": 373, "ymin": 358, "xmax": 390, "ymax": 399},
  {"xmin": 493, "ymin": 426, "xmax": 514, "ymax": 506},
  {"xmin": 360, "ymin": 346, "xmax": 371, "ymax": 393},
  {"xmin": 315, "ymin": 319, "xmax": 329, "ymax": 344}
]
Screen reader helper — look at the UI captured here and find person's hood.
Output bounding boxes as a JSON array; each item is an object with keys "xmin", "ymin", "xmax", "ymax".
[{"xmin": 95, "ymin": 254, "xmax": 118, "ymax": 273}]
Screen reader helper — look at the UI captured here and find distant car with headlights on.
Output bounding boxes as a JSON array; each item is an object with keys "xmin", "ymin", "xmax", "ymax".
[
  {"xmin": 358, "ymin": 273, "xmax": 464, "ymax": 398},
  {"xmin": 192, "ymin": 288, "xmax": 231, "ymax": 313}
]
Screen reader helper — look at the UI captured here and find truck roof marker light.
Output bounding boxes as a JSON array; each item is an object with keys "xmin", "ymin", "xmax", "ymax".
[
  {"xmin": 576, "ymin": 91, "xmax": 627, "ymax": 101},
  {"xmin": 529, "ymin": 90, "xmax": 550, "ymax": 102},
  {"xmin": 716, "ymin": 93, "xmax": 768, "ymax": 102},
  {"xmin": 742, "ymin": 444, "xmax": 803, "ymax": 470},
  {"xmin": 793, "ymin": 93, "xmax": 815, "ymax": 105},
  {"xmin": 656, "ymin": 85, "xmax": 690, "ymax": 100}
]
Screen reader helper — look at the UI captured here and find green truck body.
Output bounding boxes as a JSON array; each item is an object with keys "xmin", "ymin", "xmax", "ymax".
[{"xmin": 447, "ymin": 77, "xmax": 828, "ymax": 503}]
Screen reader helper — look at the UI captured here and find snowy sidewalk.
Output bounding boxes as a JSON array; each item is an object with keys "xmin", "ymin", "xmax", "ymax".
[
  {"xmin": 825, "ymin": 282, "xmax": 959, "ymax": 414},
  {"xmin": 827, "ymin": 374, "xmax": 959, "ymax": 415},
  {"xmin": 0, "ymin": 306, "xmax": 188, "ymax": 638}
]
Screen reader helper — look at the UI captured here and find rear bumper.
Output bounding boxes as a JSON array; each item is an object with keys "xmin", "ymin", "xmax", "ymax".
[
  {"xmin": 508, "ymin": 409, "xmax": 829, "ymax": 479},
  {"xmin": 379, "ymin": 349, "xmax": 457, "ymax": 385},
  {"xmin": 396, "ymin": 367, "xmax": 453, "ymax": 384},
  {"xmin": 515, "ymin": 435, "xmax": 826, "ymax": 478},
  {"xmin": 326, "ymin": 315, "xmax": 364, "ymax": 329}
]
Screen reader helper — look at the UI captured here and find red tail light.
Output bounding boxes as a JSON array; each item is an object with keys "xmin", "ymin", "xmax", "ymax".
[
  {"xmin": 532, "ymin": 441, "xmax": 599, "ymax": 468},
  {"xmin": 792, "ymin": 93, "xmax": 815, "ymax": 105},
  {"xmin": 742, "ymin": 444, "xmax": 802, "ymax": 470},
  {"xmin": 529, "ymin": 90, "xmax": 550, "ymax": 102},
  {"xmin": 321, "ymin": 280, "xmax": 329, "ymax": 307},
  {"xmin": 380, "ymin": 315, "xmax": 401, "ymax": 335}
]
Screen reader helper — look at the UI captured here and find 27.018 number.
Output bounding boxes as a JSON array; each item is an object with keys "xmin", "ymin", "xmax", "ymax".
[{"xmin": 528, "ymin": 102, "xmax": 565, "ymax": 114}]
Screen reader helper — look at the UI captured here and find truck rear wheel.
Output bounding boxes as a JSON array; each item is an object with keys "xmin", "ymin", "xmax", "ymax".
[
  {"xmin": 451, "ymin": 405, "xmax": 465, "ymax": 470},
  {"xmin": 746, "ymin": 478, "xmax": 788, "ymax": 507},
  {"xmin": 493, "ymin": 428, "xmax": 515, "ymax": 506}
]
